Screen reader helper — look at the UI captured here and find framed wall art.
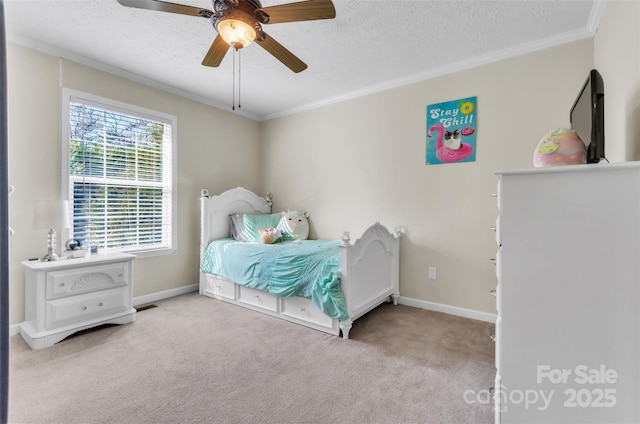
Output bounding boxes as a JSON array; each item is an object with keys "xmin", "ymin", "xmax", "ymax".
[{"xmin": 426, "ymin": 96, "xmax": 477, "ymax": 165}]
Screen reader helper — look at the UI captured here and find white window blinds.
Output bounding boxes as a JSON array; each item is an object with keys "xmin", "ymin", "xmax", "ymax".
[{"xmin": 63, "ymin": 90, "xmax": 176, "ymax": 255}]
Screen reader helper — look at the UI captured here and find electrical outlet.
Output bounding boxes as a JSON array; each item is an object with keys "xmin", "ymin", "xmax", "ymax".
[{"xmin": 428, "ymin": 266, "xmax": 437, "ymax": 280}]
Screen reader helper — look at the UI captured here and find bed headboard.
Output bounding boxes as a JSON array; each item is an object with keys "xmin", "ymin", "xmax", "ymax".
[{"xmin": 200, "ymin": 187, "xmax": 272, "ymax": 258}]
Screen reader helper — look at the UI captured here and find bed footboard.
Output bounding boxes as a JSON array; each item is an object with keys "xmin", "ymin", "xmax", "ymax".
[{"xmin": 339, "ymin": 223, "xmax": 401, "ymax": 339}]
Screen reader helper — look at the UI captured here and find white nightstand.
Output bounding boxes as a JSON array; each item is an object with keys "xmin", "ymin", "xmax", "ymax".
[{"xmin": 20, "ymin": 252, "xmax": 137, "ymax": 349}]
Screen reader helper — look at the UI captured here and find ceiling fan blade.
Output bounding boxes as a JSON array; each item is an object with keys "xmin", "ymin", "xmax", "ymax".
[
  {"xmin": 256, "ymin": 0, "xmax": 336, "ymax": 24},
  {"xmin": 256, "ymin": 32, "xmax": 307, "ymax": 73},
  {"xmin": 116, "ymin": 0, "xmax": 213, "ymax": 18},
  {"xmin": 202, "ymin": 35, "xmax": 231, "ymax": 67}
]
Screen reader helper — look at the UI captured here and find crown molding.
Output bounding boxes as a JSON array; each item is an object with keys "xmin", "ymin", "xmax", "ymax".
[{"xmin": 262, "ymin": 25, "xmax": 598, "ymax": 121}]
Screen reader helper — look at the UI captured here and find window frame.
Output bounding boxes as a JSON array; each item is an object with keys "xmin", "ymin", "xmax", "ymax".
[{"xmin": 61, "ymin": 88, "xmax": 178, "ymax": 258}]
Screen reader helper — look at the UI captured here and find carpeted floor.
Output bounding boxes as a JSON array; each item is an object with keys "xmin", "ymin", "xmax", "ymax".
[{"xmin": 9, "ymin": 292, "xmax": 496, "ymax": 424}]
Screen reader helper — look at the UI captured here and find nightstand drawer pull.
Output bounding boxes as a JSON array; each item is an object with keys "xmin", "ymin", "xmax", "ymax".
[
  {"xmin": 490, "ymin": 289, "xmax": 496, "ymax": 298},
  {"xmin": 82, "ymin": 306, "xmax": 87, "ymax": 311},
  {"xmin": 490, "ymin": 258, "xmax": 496, "ymax": 264},
  {"xmin": 490, "ymin": 332, "xmax": 496, "ymax": 342},
  {"xmin": 98, "ymin": 302, "xmax": 104, "ymax": 307}
]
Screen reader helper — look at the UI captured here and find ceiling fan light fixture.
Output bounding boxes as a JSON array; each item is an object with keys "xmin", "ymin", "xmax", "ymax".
[{"xmin": 217, "ymin": 18, "xmax": 257, "ymax": 49}]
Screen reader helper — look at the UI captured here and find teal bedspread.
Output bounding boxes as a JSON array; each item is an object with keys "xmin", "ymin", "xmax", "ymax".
[{"xmin": 200, "ymin": 239, "xmax": 349, "ymax": 320}]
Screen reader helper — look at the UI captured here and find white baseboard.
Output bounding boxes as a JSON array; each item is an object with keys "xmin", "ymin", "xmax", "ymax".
[
  {"xmin": 398, "ymin": 296, "xmax": 497, "ymax": 323},
  {"xmin": 133, "ymin": 283, "xmax": 199, "ymax": 307}
]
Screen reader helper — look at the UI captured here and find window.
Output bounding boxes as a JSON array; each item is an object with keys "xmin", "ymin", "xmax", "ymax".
[{"xmin": 62, "ymin": 89, "xmax": 177, "ymax": 257}]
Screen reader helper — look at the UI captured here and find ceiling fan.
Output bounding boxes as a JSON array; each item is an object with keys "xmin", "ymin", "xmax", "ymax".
[{"xmin": 116, "ymin": 0, "xmax": 336, "ymax": 73}]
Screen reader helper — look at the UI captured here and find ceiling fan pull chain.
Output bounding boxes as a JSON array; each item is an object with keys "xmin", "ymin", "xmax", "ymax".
[
  {"xmin": 232, "ymin": 49, "xmax": 236, "ymax": 111},
  {"xmin": 238, "ymin": 50, "xmax": 242, "ymax": 109}
]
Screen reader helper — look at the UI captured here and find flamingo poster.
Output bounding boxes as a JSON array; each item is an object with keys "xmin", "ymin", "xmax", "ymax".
[{"xmin": 426, "ymin": 96, "xmax": 477, "ymax": 165}]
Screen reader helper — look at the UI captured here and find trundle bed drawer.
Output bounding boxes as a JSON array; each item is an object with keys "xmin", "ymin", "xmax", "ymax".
[
  {"xmin": 202, "ymin": 274, "xmax": 235, "ymax": 300},
  {"xmin": 282, "ymin": 296, "xmax": 333, "ymax": 328},
  {"xmin": 238, "ymin": 286, "xmax": 278, "ymax": 312}
]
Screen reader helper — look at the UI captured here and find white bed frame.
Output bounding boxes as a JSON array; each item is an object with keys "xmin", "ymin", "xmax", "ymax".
[{"xmin": 199, "ymin": 187, "xmax": 401, "ymax": 339}]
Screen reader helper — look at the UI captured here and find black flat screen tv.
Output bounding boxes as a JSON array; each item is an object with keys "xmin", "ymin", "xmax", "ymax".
[{"xmin": 570, "ymin": 69, "xmax": 605, "ymax": 163}]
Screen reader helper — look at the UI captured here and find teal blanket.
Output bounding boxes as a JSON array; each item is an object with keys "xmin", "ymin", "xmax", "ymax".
[{"xmin": 200, "ymin": 239, "xmax": 349, "ymax": 320}]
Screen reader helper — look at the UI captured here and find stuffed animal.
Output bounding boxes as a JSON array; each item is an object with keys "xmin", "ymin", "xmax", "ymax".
[
  {"xmin": 278, "ymin": 210, "xmax": 309, "ymax": 240},
  {"xmin": 259, "ymin": 227, "xmax": 283, "ymax": 244}
]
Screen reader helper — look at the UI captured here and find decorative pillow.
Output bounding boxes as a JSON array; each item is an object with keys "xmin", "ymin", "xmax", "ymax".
[
  {"xmin": 259, "ymin": 227, "xmax": 284, "ymax": 244},
  {"xmin": 278, "ymin": 210, "xmax": 310, "ymax": 240},
  {"xmin": 241, "ymin": 213, "xmax": 282, "ymax": 243}
]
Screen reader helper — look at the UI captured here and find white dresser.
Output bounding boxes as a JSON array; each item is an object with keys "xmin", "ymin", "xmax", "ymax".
[
  {"xmin": 20, "ymin": 252, "xmax": 136, "ymax": 349},
  {"xmin": 494, "ymin": 163, "xmax": 640, "ymax": 423}
]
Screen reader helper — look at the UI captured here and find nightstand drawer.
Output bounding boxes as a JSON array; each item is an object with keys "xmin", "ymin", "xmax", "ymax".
[
  {"xmin": 46, "ymin": 263, "xmax": 128, "ymax": 299},
  {"xmin": 45, "ymin": 287, "xmax": 130, "ymax": 329}
]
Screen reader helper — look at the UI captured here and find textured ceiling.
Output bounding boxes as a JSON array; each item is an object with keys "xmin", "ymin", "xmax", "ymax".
[{"xmin": 4, "ymin": 0, "xmax": 602, "ymax": 121}]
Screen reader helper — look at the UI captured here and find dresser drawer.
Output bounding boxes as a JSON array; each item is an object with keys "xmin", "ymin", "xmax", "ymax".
[
  {"xmin": 45, "ymin": 286, "xmax": 130, "ymax": 329},
  {"xmin": 282, "ymin": 295, "xmax": 333, "ymax": 328},
  {"xmin": 46, "ymin": 263, "xmax": 128, "ymax": 299},
  {"xmin": 238, "ymin": 286, "xmax": 278, "ymax": 312}
]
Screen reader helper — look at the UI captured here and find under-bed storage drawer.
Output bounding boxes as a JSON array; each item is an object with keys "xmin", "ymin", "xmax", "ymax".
[
  {"xmin": 202, "ymin": 274, "xmax": 235, "ymax": 300},
  {"xmin": 238, "ymin": 286, "xmax": 278, "ymax": 312},
  {"xmin": 282, "ymin": 296, "xmax": 333, "ymax": 328}
]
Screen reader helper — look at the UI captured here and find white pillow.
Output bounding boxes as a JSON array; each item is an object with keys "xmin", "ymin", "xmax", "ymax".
[{"xmin": 229, "ymin": 213, "xmax": 245, "ymax": 241}]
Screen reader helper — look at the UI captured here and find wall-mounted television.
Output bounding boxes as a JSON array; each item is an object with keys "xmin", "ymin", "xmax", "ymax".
[{"xmin": 570, "ymin": 69, "xmax": 605, "ymax": 163}]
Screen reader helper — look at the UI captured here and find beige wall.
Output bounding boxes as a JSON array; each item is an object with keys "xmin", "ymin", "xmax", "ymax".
[
  {"xmin": 260, "ymin": 39, "xmax": 594, "ymax": 315},
  {"xmin": 7, "ymin": 43, "xmax": 261, "ymax": 325},
  {"xmin": 595, "ymin": 0, "xmax": 640, "ymax": 162}
]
